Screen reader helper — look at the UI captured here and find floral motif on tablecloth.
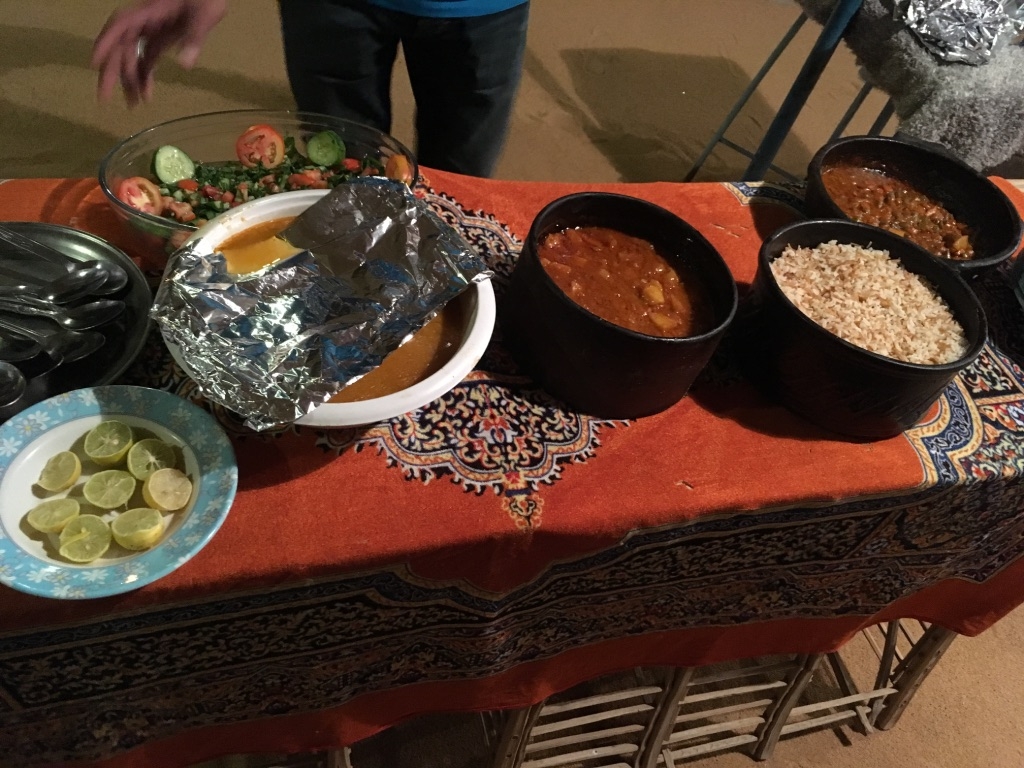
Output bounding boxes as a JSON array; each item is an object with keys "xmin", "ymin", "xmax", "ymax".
[
  {"xmin": 121, "ymin": 188, "xmax": 621, "ymax": 529},
  {"xmin": 314, "ymin": 369, "xmax": 614, "ymax": 529},
  {"xmin": 906, "ymin": 270, "xmax": 1024, "ymax": 484}
]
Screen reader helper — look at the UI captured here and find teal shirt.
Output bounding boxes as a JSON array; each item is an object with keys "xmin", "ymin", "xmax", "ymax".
[{"xmin": 365, "ymin": 0, "xmax": 528, "ymax": 17}]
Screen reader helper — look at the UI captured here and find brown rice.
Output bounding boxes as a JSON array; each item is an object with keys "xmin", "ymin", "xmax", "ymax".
[{"xmin": 770, "ymin": 240, "xmax": 968, "ymax": 365}]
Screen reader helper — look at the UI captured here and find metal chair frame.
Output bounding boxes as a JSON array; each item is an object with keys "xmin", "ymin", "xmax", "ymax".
[{"xmin": 685, "ymin": 0, "xmax": 894, "ymax": 183}]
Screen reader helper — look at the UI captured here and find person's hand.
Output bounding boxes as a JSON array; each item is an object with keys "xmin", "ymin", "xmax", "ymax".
[{"xmin": 91, "ymin": 0, "xmax": 228, "ymax": 106}]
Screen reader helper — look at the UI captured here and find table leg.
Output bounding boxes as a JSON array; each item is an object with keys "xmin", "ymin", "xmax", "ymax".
[
  {"xmin": 751, "ymin": 653, "xmax": 823, "ymax": 761},
  {"xmin": 634, "ymin": 668, "xmax": 695, "ymax": 768},
  {"xmin": 323, "ymin": 747, "xmax": 352, "ymax": 768},
  {"xmin": 872, "ymin": 624, "xmax": 958, "ymax": 731},
  {"xmin": 492, "ymin": 702, "xmax": 545, "ymax": 768}
]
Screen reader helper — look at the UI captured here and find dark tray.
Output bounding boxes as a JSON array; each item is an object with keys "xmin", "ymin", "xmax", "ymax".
[{"xmin": 0, "ymin": 222, "xmax": 152, "ymax": 423}]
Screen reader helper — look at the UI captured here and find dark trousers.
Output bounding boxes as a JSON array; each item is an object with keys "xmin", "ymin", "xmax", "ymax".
[{"xmin": 279, "ymin": 0, "xmax": 530, "ymax": 177}]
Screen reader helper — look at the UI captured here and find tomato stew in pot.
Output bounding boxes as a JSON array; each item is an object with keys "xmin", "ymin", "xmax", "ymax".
[
  {"xmin": 537, "ymin": 226, "xmax": 713, "ymax": 337},
  {"xmin": 821, "ymin": 164, "xmax": 974, "ymax": 260}
]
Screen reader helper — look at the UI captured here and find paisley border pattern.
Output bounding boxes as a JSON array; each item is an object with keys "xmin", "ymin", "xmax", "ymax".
[
  {"xmin": 723, "ymin": 180, "xmax": 806, "ymax": 210},
  {"xmin": 904, "ymin": 267, "xmax": 1024, "ymax": 484},
  {"xmin": 727, "ymin": 182, "xmax": 1024, "ymax": 488},
  {"xmin": 3, "ymin": 470, "xmax": 1024, "ymax": 764}
]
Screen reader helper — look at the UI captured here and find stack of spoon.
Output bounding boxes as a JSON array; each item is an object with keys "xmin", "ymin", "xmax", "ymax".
[{"xmin": 0, "ymin": 224, "xmax": 130, "ymax": 408}]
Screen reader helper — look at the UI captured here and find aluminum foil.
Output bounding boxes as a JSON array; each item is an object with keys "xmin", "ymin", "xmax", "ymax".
[
  {"xmin": 896, "ymin": 0, "xmax": 1024, "ymax": 64},
  {"xmin": 151, "ymin": 177, "xmax": 492, "ymax": 431}
]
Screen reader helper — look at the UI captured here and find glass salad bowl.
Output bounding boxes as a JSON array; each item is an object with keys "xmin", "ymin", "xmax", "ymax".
[{"xmin": 98, "ymin": 109, "xmax": 418, "ymax": 265}]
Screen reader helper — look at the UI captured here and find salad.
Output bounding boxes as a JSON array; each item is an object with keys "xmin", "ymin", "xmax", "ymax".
[{"xmin": 115, "ymin": 123, "xmax": 415, "ymax": 228}]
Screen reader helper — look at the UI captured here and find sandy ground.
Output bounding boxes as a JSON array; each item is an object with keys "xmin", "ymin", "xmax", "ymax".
[{"xmin": 0, "ymin": 0, "xmax": 890, "ymax": 183}]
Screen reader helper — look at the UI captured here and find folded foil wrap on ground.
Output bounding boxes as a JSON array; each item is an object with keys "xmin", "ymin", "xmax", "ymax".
[
  {"xmin": 151, "ymin": 178, "xmax": 492, "ymax": 431},
  {"xmin": 896, "ymin": 0, "xmax": 1024, "ymax": 64}
]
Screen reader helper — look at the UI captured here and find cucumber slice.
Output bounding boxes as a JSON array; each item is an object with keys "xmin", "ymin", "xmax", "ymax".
[
  {"xmin": 153, "ymin": 145, "xmax": 196, "ymax": 185},
  {"xmin": 306, "ymin": 130, "xmax": 344, "ymax": 166}
]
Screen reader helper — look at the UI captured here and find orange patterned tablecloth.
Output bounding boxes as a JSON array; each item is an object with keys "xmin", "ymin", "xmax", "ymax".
[{"xmin": 2, "ymin": 171, "xmax": 1024, "ymax": 768}]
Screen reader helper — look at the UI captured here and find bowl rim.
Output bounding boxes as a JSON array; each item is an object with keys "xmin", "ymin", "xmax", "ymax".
[
  {"xmin": 524, "ymin": 191, "xmax": 739, "ymax": 343},
  {"xmin": 759, "ymin": 218, "xmax": 988, "ymax": 373},
  {"xmin": 98, "ymin": 108, "xmax": 419, "ymax": 238},
  {"xmin": 168, "ymin": 188, "xmax": 494, "ymax": 428},
  {"xmin": 806, "ymin": 134, "xmax": 1024, "ymax": 271}
]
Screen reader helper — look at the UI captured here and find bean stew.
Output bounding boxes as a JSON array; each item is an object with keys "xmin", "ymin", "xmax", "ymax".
[{"xmin": 821, "ymin": 164, "xmax": 974, "ymax": 260}]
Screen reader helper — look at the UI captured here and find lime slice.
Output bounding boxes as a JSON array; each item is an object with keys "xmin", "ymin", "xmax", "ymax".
[
  {"xmin": 83, "ymin": 420, "xmax": 134, "ymax": 467},
  {"xmin": 127, "ymin": 439, "xmax": 177, "ymax": 481},
  {"xmin": 26, "ymin": 497, "xmax": 81, "ymax": 534},
  {"xmin": 82, "ymin": 469, "xmax": 137, "ymax": 510},
  {"xmin": 111, "ymin": 508, "xmax": 164, "ymax": 551},
  {"xmin": 37, "ymin": 451, "xmax": 82, "ymax": 492},
  {"xmin": 142, "ymin": 468, "xmax": 193, "ymax": 512},
  {"xmin": 58, "ymin": 515, "xmax": 112, "ymax": 563}
]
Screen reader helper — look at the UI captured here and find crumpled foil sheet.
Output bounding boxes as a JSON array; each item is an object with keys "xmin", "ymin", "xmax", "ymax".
[
  {"xmin": 151, "ymin": 177, "xmax": 492, "ymax": 431},
  {"xmin": 896, "ymin": 0, "xmax": 1024, "ymax": 64}
]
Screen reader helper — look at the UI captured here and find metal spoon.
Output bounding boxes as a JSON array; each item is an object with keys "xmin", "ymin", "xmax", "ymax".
[
  {"xmin": 0, "ymin": 296, "xmax": 125, "ymax": 330},
  {"xmin": 0, "ymin": 332, "xmax": 42, "ymax": 362},
  {"xmin": 0, "ymin": 329, "xmax": 61, "ymax": 376},
  {"xmin": 0, "ymin": 267, "xmax": 109, "ymax": 305},
  {"xmin": 0, "ymin": 313, "xmax": 105, "ymax": 365},
  {"xmin": 0, "ymin": 225, "xmax": 128, "ymax": 296},
  {"xmin": 0, "ymin": 361, "xmax": 26, "ymax": 407},
  {"xmin": 86, "ymin": 260, "xmax": 129, "ymax": 295}
]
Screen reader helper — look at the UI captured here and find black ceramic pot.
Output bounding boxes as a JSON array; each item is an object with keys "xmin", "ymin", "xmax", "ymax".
[
  {"xmin": 742, "ymin": 219, "xmax": 987, "ymax": 440},
  {"xmin": 804, "ymin": 135, "xmax": 1023, "ymax": 275},
  {"xmin": 500, "ymin": 192, "xmax": 738, "ymax": 419}
]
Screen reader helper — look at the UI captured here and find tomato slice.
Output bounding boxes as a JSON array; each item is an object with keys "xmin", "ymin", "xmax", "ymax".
[
  {"xmin": 116, "ymin": 176, "xmax": 162, "ymax": 214},
  {"xmin": 286, "ymin": 169, "xmax": 328, "ymax": 190},
  {"xmin": 235, "ymin": 124, "xmax": 286, "ymax": 169},
  {"xmin": 165, "ymin": 199, "xmax": 197, "ymax": 223},
  {"xmin": 385, "ymin": 154, "xmax": 414, "ymax": 185}
]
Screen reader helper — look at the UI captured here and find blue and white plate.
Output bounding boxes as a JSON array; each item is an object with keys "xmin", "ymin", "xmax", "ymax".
[{"xmin": 0, "ymin": 386, "xmax": 237, "ymax": 599}]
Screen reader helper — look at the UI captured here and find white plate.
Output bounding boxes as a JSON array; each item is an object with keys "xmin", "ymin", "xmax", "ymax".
[
  {"xmin": 0, "ymin": 386, "xmax": 237, "ymax": 599},
  {"xmin": 168, "ymin": 189, "xmax": 495, "ymax": 427}
]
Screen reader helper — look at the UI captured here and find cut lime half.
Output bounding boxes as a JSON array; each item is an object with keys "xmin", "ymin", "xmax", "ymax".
[
  {"xmin": 37, "ymin": 451, "xmax": 82, "ymax": 492},
  {"xmin": 58, "ymin": 515, "xmax": 112, "ymax": 563},
  {"xmin": 142, "ymin": 468, "xmax": 193, "ymax": 512},
  {"xmin": 127, "ymin": 438, "xmax": 177, "ymax": 481},
  {"xmin": 26, "ymin": 498, "xmax": 81, "ymax": 534},
  {"xmin": 83, "ymin": 420, "xmax": 134, "ymax": 467},
  {"xmin": 83, "ymin": 469, "xmax": 137, "ymax": 510},
  {"xmin": 111, "ymin": 507, "xmax": 164, "ymax": 551}
]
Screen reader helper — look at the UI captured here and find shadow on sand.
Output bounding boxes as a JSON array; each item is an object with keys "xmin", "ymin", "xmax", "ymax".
[
  {"xmin": 0, "ymin": 25, "xmax": 293, "ymax": 178},
  {"xmin": 524, "ymin": 46, "xmax": 815, "ymax": 183}
]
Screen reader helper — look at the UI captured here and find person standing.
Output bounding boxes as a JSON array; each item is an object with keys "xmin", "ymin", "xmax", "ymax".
[{"xmin": 91, "ymin": 0, "xmax": 531, "ymax": 177}]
